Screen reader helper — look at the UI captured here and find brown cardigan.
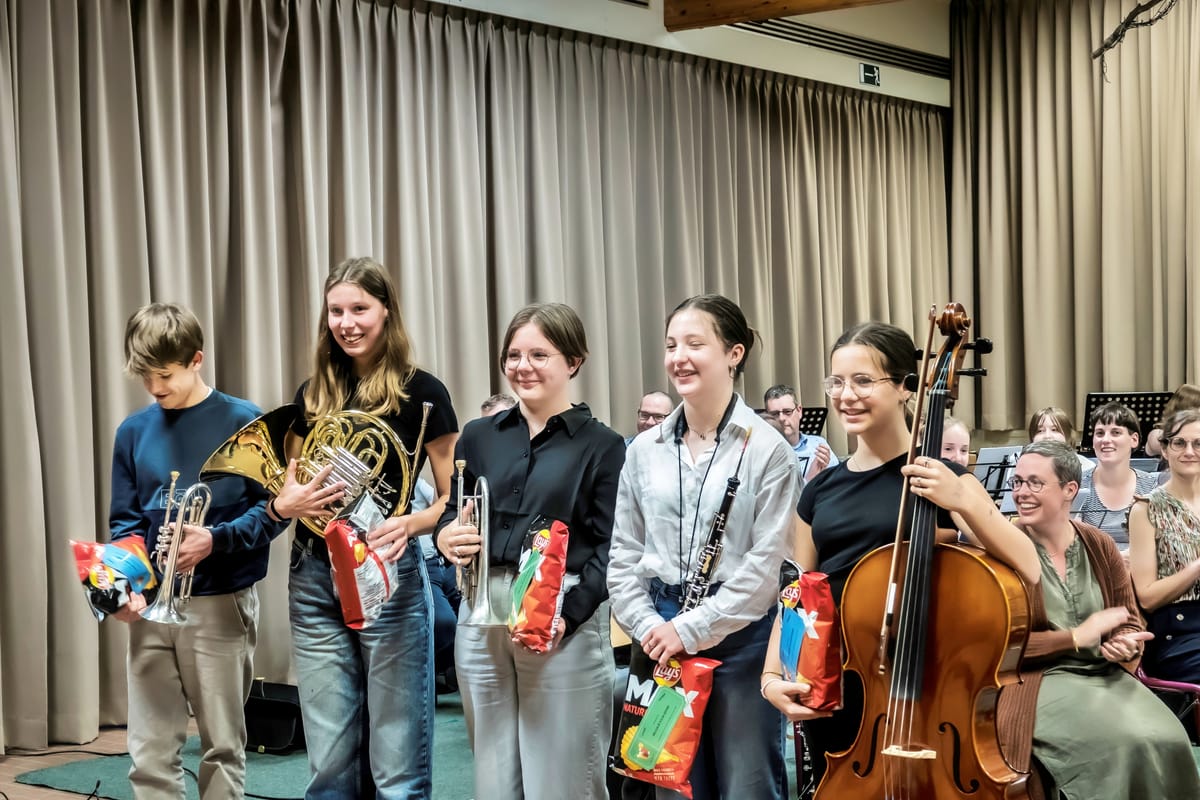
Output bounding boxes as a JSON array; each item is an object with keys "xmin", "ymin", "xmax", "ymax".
[{"xmin": 996, "ymin": 521, "xmax": 1143, "ymax": 784}]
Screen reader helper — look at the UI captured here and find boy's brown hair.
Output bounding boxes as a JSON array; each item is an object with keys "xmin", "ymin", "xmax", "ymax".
[{"xmin": 123, "ymin": 303, "xmax": 203, "ymax": 376}]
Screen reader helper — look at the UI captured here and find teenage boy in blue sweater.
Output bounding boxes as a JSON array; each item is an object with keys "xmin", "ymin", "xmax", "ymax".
[{"xmin": 109, "ymin": 303, "xmax": 284, "ymax": 799}]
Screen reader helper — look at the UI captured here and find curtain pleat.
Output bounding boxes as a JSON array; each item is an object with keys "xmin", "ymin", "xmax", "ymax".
[
  {"xmin": 1, "ymin": 0, "xmax": 947, "ymax": 749},
  {"xmin": 952, "ymin": 0, "xmax": 1200, "ymax": 431}
]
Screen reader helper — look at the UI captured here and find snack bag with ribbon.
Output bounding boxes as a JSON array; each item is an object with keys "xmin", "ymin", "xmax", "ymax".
[
  {"xmin": 324, "ymin": 493, "xmax": 398, "ymax": 630},
  {"xmin": 609, "ymin": 647, "xmax": 721, "ymax": 798},
  {"xmin": 508, "ymin": 516, "xmax": 569, "ymax": 652},
  {"xmin": 71, "ymin": 538, "xmax": 158, "ymax": 621},
  {"xmin": 778, "ymin": 560, "xmax": 842, "ymax": 711}
]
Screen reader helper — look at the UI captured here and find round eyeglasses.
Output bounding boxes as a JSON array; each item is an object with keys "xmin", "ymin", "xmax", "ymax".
[
  {"xmin": 503, "ymin": 350, "xmax": 561, "ymax": 369},
  {"xmin": 822, "ymin": 375, "xmax": 895, "ymax": 398},
  {"xmin": 1006, "ymin": 476, "xmax": 1065, "ymax": 494}
]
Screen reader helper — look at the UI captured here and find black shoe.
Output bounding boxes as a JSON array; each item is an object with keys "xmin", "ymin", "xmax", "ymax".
[{"xmin": 435, "ymin": 666, "xmax": 458, "ymax": 695}]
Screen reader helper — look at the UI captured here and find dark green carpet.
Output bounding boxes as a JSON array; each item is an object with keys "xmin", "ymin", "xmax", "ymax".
[{"xmin": 16, "ymin": 693, "xmax": 473, "ymax": 800}]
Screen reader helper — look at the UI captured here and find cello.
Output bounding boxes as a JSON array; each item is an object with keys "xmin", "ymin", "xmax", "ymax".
[{"xmin": 816, "ymin": 303, "xmax": 1031, "ymax": 800}]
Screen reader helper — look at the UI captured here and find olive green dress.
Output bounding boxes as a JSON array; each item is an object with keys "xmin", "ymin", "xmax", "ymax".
[{"xmin": 1033, "ymin": 535, "xmax": 1200, "ymax": 799}]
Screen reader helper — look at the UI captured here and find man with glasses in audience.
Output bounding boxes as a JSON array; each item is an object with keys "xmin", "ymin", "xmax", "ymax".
[
  {"xmin": 626, "ymin": 390, "xmax": 673, "ymax": 445},
  {"xmin": 764, "ymin": 383, "xmax": 838, "ymax": 485}
]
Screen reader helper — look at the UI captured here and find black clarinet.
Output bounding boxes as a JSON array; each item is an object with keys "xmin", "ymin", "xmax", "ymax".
[{"xmin": 680, "ymin": 431, "xmax": 752, "ymax": 611}]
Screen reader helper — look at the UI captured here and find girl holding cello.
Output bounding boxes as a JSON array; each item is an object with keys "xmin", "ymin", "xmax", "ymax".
[{"xmin": 760, "ymin": 318, "xmax": 1041, "ymax": 795}]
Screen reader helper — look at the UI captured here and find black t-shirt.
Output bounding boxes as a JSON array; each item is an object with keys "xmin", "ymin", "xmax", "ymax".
[
  {"xmin": 798, "ymin": 454, "xmax": 964, "ymax": 605},
  {"xmin": 291, "ymin": 369, "xmax": 458, "ymax": 506},
  {"xmin": 435, "ymin": 403, "xmax": 626, "ymax": 636}
]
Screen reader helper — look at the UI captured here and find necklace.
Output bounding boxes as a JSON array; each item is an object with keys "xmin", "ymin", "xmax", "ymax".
[{"xmin": 690, "ymin": 425, "xmax": 719, "ymax": 441}]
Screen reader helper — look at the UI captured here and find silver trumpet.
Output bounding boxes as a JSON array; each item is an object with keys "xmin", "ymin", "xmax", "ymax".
[
  {"xmin": 142, "ymin": 471, "xmax": 212, "ymax": 626},
  {"xmin": 454, "ymin": 459, "xmax": 503, "ymax": 626}
]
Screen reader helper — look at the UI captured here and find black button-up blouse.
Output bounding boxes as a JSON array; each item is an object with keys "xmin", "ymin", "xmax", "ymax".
[{"xmin": 435, "ymin": 403, "xmax": 625, "ymax": 635}]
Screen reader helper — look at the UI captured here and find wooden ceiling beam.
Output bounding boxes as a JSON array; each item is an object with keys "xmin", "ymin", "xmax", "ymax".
[{"xmin": 664, "ymin": 0, "xmax": 903, "ymax": 32}]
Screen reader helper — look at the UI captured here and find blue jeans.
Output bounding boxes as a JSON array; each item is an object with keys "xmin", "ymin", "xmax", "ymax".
[
  {"xmin": 649, "ymin": 579, "xmax": 785, "ymax": 800},
  {"xmin": 289, "ymin": 538, "xmax": 435, "ymax": 800}
]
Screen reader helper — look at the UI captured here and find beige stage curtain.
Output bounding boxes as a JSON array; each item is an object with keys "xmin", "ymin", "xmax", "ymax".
[
  {"xmin": 951, "ymin": 0, "xmax": 1200, "ymax": 432},
  {"xmin": 0, "ymin": 0, "xmax": 947, "ymax": 750}
]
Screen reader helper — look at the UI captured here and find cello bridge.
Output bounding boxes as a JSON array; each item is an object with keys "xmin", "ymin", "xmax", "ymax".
[{"xmin": 882, "ymin": 745, "xmax": 937, "ymax": 760}]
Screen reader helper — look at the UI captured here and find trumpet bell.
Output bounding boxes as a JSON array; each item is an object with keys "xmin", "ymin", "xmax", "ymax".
[
  {"xmin": 140, "ymin": 596, "xmax": 188, "ymax": 626},
  {"xmin": 456, "ymin": 471, "xmax": 505, "ymax": 627}
]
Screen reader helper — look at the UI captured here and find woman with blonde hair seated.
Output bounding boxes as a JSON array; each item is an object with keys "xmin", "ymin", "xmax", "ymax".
[{"xmin": 1129, "ymin": 408, "xmax": 1200, "ymax": 683}]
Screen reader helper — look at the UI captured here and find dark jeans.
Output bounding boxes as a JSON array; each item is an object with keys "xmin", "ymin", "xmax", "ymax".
[
  {"xmin": 648, "ymin": 579, "xmax": 786, "ymax": 800},
  {"xmin": 425, "ymin": 555, "xmax": 461, "ymax": 675}
]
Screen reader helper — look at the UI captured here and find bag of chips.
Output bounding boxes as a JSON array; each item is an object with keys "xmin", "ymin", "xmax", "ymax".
[
  {"xmin": 71, "ymin": 538, "xmax": 158, "ymax": 621},
  {"xmin": 778, "ymin": 560, "xmax": 842, "ymax": 711},
  {"xmin": 609, "ymin": 646, "xmax": 720, "ymax": 798},
  {"xmin": 324, "ymin": 494, "xmax": 398, "ymax": 630},
  {"xmin": 507, "ymin": 516, "xmax": 569, "ymax": 652}
]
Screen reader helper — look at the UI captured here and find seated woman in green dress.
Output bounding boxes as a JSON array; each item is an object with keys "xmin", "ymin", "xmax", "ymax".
[{"xmin": 996, "ymin": 439, "xmax": 1200, "ymax": 799}]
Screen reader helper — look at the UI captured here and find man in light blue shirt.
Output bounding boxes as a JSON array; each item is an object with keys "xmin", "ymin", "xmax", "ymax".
[{"xmin": 763, "ymin": 383, "xmax": 838, "ymax": 485}]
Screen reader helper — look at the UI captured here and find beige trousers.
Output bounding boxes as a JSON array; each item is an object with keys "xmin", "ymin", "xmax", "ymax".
[{"xmin": 126, "ymin": 586, "xmax": 258, "ymax": 800}]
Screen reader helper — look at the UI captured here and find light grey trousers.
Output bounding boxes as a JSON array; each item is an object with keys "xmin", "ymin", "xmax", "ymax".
[
  {"xmin": 127, "ymin": 586, "xmax": 258, "ymax": 800},
  {"xmin": 455, "ymin": 569, "xmax": 614, "ymax": 800}
]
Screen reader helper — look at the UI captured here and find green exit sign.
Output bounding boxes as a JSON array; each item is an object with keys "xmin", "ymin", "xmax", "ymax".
[{"xmin": 860, "ymin": 63, "xmax": 881, "ymax": 87}]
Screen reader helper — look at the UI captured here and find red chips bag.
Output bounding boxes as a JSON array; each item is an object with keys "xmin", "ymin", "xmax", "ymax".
[
  {"xmin": 508, "ymin": 517, "xmax": 569, "ymax": 652},
  {"xmin": 778, "ymin": 562, "xmax": 842, "ymax": 711},
  {"xmin": 325, "ymin": 494, "xmax": 397, "ymax": 630},
  {"xmin": 610, "ymin": 648, "xmax": 720, "ymax": 798}
]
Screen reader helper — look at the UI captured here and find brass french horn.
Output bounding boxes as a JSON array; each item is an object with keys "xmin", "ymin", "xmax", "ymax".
[{"xmin": 201, "ymin": 402, "xmax": 431, "ymax": 535}]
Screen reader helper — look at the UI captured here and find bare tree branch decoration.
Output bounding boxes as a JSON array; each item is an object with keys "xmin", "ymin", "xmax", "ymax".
[{"xmin": 1093, "ymin": 0, "xmax": 1181, "ymax": 61}]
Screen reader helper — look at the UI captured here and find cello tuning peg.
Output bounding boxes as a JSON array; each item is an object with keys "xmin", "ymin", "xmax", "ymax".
[
  {"xmin": 965, "ymin": 338, "xmax": 994, "ymax": 354},
  {"xmin": 958, "ymin": 368, "xmax": 987, "ymax": 378}
]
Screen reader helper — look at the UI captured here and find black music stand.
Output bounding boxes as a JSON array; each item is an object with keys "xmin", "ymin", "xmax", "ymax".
[
  {"xmin": 799, "ymin": 407, "xmax": 828, "ymax": 437},
  {"xmin": 1078, "ymin": 391, "xmax": 1172, "ymax": 457},
  {"xmin": 973, "ymin": 445, "xmax": 1023, "ymax": 503}
]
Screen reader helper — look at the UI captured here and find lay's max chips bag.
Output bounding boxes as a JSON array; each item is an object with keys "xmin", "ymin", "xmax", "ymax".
[
  {"xmin": 508, "ymin": 516, "xmax": 569, "ymax": 652},
  {"xmin": 609, "ymin": 647, "xmax": 720, "ymax": 799},
  {"xmin": 778, "ymin": 560, "xmax": 842, "ymax": 711},
  {"xmin": 325, "ymin": 493, "xmax": 397, "ymax": 630},
  {"xmin": 71, "ymin": 538, "xmax": 158, "ymax": 621}
]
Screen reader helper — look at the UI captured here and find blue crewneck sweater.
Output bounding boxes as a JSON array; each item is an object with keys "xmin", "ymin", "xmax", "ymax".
[{"xmin": 109, "ymin": 389, "xmax": 284, "ymax": 596}]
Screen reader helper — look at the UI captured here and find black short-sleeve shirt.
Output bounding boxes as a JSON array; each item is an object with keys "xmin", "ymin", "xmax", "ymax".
[
  {"xmin": 291, "ymin": 368, "xmax": 458, "ymax": 488},
  {"xmin": 798, "ymin": 454, "xmax": 964, "ymax": 605}
]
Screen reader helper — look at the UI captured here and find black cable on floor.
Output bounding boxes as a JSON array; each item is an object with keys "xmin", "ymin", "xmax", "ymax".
[{"xmin": 13, "ymin": 779, "xmax": 119, "ymax": 800}]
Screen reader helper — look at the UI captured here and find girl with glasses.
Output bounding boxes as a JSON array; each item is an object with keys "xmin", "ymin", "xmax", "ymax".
[
  {"xmin": 1129, "ymin": 409, "xmax": 1200, "ymax": 684},
  {"xmin": 435, "ymin": 303, "xmax": 625, "ymax": 800},
  {"xmin": 759, "ymin": 321, "xmax": 1039, "ymax": 792},
  {"xmin": 608, "ymin": 294, "xmax": 801, "ymax": 799}
]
